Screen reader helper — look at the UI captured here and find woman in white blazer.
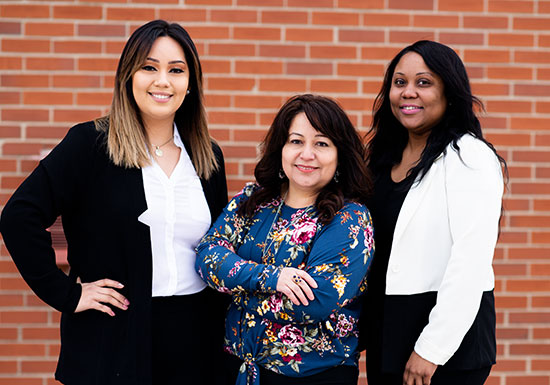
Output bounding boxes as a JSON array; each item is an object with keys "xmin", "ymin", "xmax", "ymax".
[{"xmin": 361, "ymin": 40, "xmax": 506, "ymax": 385}]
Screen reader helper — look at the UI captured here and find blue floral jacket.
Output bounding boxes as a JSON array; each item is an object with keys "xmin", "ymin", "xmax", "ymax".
[{"xmin": 196, "ymin": 184, "xmax": 374, "ymax": 385}]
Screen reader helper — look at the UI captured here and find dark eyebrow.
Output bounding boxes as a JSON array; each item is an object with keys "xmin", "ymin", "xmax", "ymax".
[
  {"xmin": 394, "ymin": 71, "xmax": 433, "ymax": 76},
  {"xmin": 146, "ymin": 57, "xmax": 186, "ymax": 65}
]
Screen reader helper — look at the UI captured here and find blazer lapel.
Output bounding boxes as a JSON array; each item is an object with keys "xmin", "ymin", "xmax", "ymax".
[{"xmin": 392, "ymin": 154, "xmax": 443, "ymax": 245}]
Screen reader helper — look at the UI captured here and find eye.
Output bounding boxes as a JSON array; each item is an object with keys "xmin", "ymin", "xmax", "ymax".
[
  {"xmin": 316, "ymin": 141, "xmax": 329, "ymax": 147},
  {"xmin": 393, "ymin": 78, "xmax": 405, "ymax": 86},
  {"xmin": 289, "ymin": 139, "xmax": 302, "ymax": 145},
  {"xmin": 417, "ymin": 78, "xmax": 432, "ymax": 86},
  {"xmin": 141, "ymin": 65, "xmax": 156, "ymax": 72},
  {"xmin": 170, "ymin": 67, "xmax": 185, "ymax": 74}
]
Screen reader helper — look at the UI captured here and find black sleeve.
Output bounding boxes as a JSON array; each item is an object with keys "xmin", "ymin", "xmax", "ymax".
[
  {"xmin": 0, "ymin": 121, "xmax": 99, "ymax": 313},
  {"xmin": 211, "ymin": 141, "xmax": 228, "ymax": 221}
]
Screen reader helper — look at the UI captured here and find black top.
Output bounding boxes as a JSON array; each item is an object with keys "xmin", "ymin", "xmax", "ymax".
[{"xmin": 0, "ymin": 121, "xmax": 228, "ymax": 385}]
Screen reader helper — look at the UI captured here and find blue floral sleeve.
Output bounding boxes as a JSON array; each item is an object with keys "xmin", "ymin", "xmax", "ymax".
[
  {"xmin": 242, "ymin": 203, "xmax": 374, "ymax": 324},
  {"xmin": 195, "ymin": 184, "xmax": 282, "ymax": 294}
]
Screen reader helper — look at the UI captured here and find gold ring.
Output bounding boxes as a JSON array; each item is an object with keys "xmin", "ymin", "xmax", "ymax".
[{"xmin": 292, "ymin": 274, "xmax": 302, "ymax": 284}]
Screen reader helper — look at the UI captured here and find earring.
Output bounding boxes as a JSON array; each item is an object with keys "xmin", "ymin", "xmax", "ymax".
[
  {"xmin": 333, "ymin": 170, "xmax": 340, "ymax": 183},
  {"xmin": 278, "ymin": 169, "xmax": 285, "ymax": 179},
  {"xmin": 186, "ymin": 89, "xmax": 190, "ymax": 95}
]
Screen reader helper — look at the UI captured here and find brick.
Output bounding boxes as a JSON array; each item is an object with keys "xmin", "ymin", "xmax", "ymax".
[
  {"xmin": 76, "ymin": 92, "xmax": 112, "ymax": 106},
  {"xmin": 237, "ymin": 0, "xmax": 283, "ymax": 5},
  {"xmin": 516, "ymin": 51, "xmax": 550, "ymax": 64},
  {"xmin": 311, "ymin": 45, "xmax": 357, "ymax": 59},
  {"xmin": 158, "ymin": 9, "xmax": 207, "ymax": 21},
  {"xmin": 512, "ymin": 182, "xmax": 550, "ymax": 194},
  {"xmin": 53, "ymin": 5, "xmax": 102, "ymax": 19},
  {"xmin": 465, "ymin": 49, "xmax": 510, "ymax": 63},
  {"xmin": 0, "ymin": 92, "xmax": 20, "ymax": 105},
  {"xmin": 287, "ymin": 62, "xmax": 333, "ymax": 75},
  {"xmin": 184, "ymin": 26, "xmax": 230, "ymax": 40},
  {"xmin": 511, "ymin": 118, "xmax": 550, "ymax": 131},
  {"xmin": 77, "ymin": 24, "xmax": 126, "ymax": 37},
  {"xmin": 515, "ymin": 84, "xmax": 550, "ymax": 96},
  {"xmin": 339, "ymin": 29, "xmax": 384, "ymax": 43},
  {"xmin": 536, "ymin": 168, "xmax": 550, "ymax": 179},
  {"xmin": 485, "ymin": 133, "xmax": 531, "ymax": 146},
  {"xmin": 534, "ymin": 200, "xmax": 550, "ymax": 211},
  {"xmin": 489, "ymin": 0, "xmax": 535, "ymax": 13},
  {"xmin": 287, "ymin": 28, "xmax": 333, "ymax": 42},
  {"xmin": 312, "ymin": 12, "xmax": 359, "ymax": 26},
  {"xmin": 203, "ymin": 94, "xmax": 231, "ymax": 108},
  {"xmin": 208, "ymin": 111, "xmax": 256, "ymax": 125},
  {"xmin": 311, "ymin": 79, "xmax": 357, "ymax": 93},
  {"xmin": 209, "ymin": 129, "xmax": 230, "ymax": 142},
  {"xmin": 389, "ymin": 0, "xmax": 433, "ymax": 10},
  {"xmin": 339, "ymin": 0, "xmax": 384, "ymax": 9},
  {"xmin": 389, "ymin": 31, "xmax": 435, "ymax": 44},
  {"xmin": 0, "ymin": 379, "xmax": 43, "ymax": 385},
  {"xmin": 0, "ymin": 21, "xmax": 21, "ymax": 34},
  {"xmin": 0, "ymin": 57, "xmax": 22, "ymax": 70},
  {"xmin": 233, "ymin": 129, "xmax": 268, "ymax": 142},
  {"xmin": 53, "ymin": 109, "xmax": 101, "ymax": 123},
  {"xmin": 0, "ymin": 293, "xmax": 23, "ymax": 307},
  {"xmin": 78, "ymin": 58, "xmax": 118, "ymax": 72},
  {"xmin": 510, "ymin": 344, "xmax": 550, "ymax": 356},
  {"xmin": 208, "ymin": 77, "xmax": 255, "ymax": 91},
  {"xmin": 24, "ymin": 92, "xmax": 73, "ymax": 106},
  {"xmin": 288, "ymin": 0, "xmax": 334, "ymax": 6},
  {"xmin": 54, "ymin": 40, "xmax": 102, "ymax": 54},
  {"xmin": 509, "ymin": 311, "xmax": 550, "ymax": 323},
  {"xmin": 21, "ymin": 360, "xmax": 57, "ymax": 373},
  {"xmin": 361, "ymin": 46, "xmax": 402, "ymax": 60},
  {"xmin": 493, "ymin": 359, "xmax": 527, "ymax": 371},
  {"xmin": 222, "ymin": 145, "xmax": 258, "ymax": 159},
  {"xmin": 337, "ymin": 63, "xmax": 384, "ymax": 77},
  {"xmin": 464, "ymin": 16, "xmax": 509, "ymax": 29},
  {"xmin": 259, "ymin": 78, "xmax": 307, "ymax": 92},
  {"xmin": 413, "ymin": 15, "xmax": 459, "ymax": 28},
  {"xmin": 0, "ymin": 310, "xmax": 48, "ymax": 324},
  {"xmin": 211, "ymin": 10, "xmax": 257, "ymax": 23},
  {"xmin": 541, "ymin": 35, "xmax": 550, "ymax": 47},
  {"xmin": 533, "ymin": 360, "xmax": 550, "ymax": 371},
  {"xmin": 2, "ymin": 110, "xmax": 49, "ymax": 122},
  {"xmin": 259, "ymin": 44, "xmax": 305, "ymax": 58},
  {"xmin": 471, "ymin": 83, "xmax": 509, "ymax": 96},
  {"xmin": 508, "ymin": 247, "xmax": 550, "ymax": 259},
  {"xmin": 235, "ymin": 60, "xmax": 282, "ymax": 74},
  {"xmin": 201, "ymin": 60, "xmax": 231, "ymax": 74},
  {"xmin": 234, "ymin": 27, "xmax": 280, "ymax": 41},
  {"xmin": 0, "ymin": 158, "xmax": 18, "ymax": 171},
  {"xmin": 233, "ymin": 95, "xmax": 283, "ymax": 109},
  {"xmin": 186, "ymin": 0, "xmax": 231, "ymax": 4},
  {"xmin": 52, "ymin": 75, "xmax": 101, "ymax": 88},
  {"xmin": 0, "ymin": 361, "xmax": 17, "ymax": 373},
  {"xmin": 495, "ymin": 296, "xmax": 528, "ymax": 309},
  {"xmin": 106, "ymin": 7, "xmax": 155, "ymax": 21},
  {"xmin": 487, "ymin": 100, "xmax": 532, "ymax": 114},
  {"xmin": 489, "ymin": 33, "xmax": 535, "ymax": 47},
  {"xmin": 515, "ymin": 17, "xmax": 550, "ymax": 30},
  {"xmin": 439, "ymin": 32, "xmax": 484, "ymax": 46},
  {"xmin": 26, "ymin": 126, "xmax": 69, "ymax": 139},
  {"xmin": 26, "ymin": 22, "xmax": 74, "ymax": 36},
  {"xmin": 537, "ymin": 102, "xmax": 550, "ymax": 114},
  {"xmin": 262, "ymin": 10, "xmax": 308, "ymax": 24},
  {"xmin": 440, "ymin": 0, "xmax": 483, "ymax": 11},
  {"xmin": 538, "ymin": 68, "xmax": 550, "ymax": 80},
  {"xmin": 26, "ymin": 58, "xmax": 74, "ymax": 71},
  {"xmin": 532, "ymin": 263, "xmax": 550, "ymax": 274},
  {"xmin": 0, "ymin": 5, "xmax": 50, "ymax": 18},
  {"xmin": 105, "ymin": 41, "xmax": 125, "ymax": 54},
  {"xmin": 487, "ymin": 66, "xmax": 533, "ymax": 80},
  {"xmin": 209, "ymin": 43, "xmax": 255, "ymax": 57},
  {"xmin": 493, "ymin": 263, "xmax": 528, "ymax": 275},
  {"xmin": 2, "ymin": 39, "xmax": 49, "ymax": 53}
]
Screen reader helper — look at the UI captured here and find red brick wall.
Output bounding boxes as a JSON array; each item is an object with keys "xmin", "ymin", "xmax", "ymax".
[{"xmin": 1, "ymin": 1, "xmax": 549, "ymax": 384}]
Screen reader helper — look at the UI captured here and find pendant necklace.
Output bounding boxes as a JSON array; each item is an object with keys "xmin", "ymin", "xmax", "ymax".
[
  {"xmin": 261, "ymin": 193, "xmax": 314, "ymax": 260},
  {"xmin": 151, "ymin": 135, "xmax": 173, "ymax": 157}
]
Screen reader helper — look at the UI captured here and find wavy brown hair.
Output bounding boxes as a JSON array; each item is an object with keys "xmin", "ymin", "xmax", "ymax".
[
  {"xmin": 238, "ymin": 94, "xmax": 372, "ymax": 224},
  {"xmin": 95, "ymin": 20, "xmax": 217, "ymax": 179}
]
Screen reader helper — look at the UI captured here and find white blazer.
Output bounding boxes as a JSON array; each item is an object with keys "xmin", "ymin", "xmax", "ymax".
[{"xmin": 385, "ymin": 134, "xmax": 504, "ymax": 365}]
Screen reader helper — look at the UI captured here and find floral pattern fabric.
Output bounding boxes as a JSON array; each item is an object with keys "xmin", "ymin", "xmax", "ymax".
[{"xmin": 196, "ymin": 183, "xmax": 374, "ymax": 385}]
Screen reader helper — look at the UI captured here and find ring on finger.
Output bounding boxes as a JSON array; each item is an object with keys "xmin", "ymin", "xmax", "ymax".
[{"xmin": 292, "ymin": 274, "xmax": 302, "ymax": 284}]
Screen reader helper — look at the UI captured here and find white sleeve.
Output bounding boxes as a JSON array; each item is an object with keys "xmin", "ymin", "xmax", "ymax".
[{"xmin": 414, "ymin": 136, "xmax": 504, "ymax": 365}]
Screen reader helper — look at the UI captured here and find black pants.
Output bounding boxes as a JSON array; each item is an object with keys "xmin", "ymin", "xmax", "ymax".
[
  {"xmin": 152, "ymin": 288, "xmax": 227, "ymax": 385},
  {"xmin": 366, "ymin": 365, "xmax": 492, "ymax": 385},
  {"xmin": 222, "ymin": 352, "xmax": 359, "ymax": 385}
]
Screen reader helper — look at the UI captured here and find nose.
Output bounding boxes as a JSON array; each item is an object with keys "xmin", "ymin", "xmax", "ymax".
[
  {"xmin": 402, "ymin": 83, "xmax": 417, "ymax": 99},
  {"xmin": 153, "ymin": 70, "xmax": 169, "ymax": 87},
  {"xmin": 300, "ymin": 144, "xmax": 315, "ymax": 160}
]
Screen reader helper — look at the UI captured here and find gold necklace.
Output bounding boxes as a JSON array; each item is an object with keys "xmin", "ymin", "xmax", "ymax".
[
  {"xmin": 151, "ymin": 135, "xmax": 173, "ymax": 157},
  {"xmin": 261, "ymin": 194, "xmax": 314, "ymax": 260}
]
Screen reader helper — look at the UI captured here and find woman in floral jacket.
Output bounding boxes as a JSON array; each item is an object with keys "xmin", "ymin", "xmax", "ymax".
[{"xmin": 196, "ymin": 94, "xmax": 374, "ymax": 385}]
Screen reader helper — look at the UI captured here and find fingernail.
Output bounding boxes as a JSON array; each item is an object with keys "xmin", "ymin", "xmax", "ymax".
[
  {"xmin": 124, "ymin": 299, "xmax": 130, "ymax": 305},
  {"xmin": 122, "ymin": 305, "xmax": 128, "ymax": 310},
  {"xmin": 117, "ymin": 283, "xmax": 124, "ymax": 288}
]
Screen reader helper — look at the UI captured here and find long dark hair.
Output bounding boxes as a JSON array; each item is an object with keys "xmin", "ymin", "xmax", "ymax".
[
  {"xmin": 238, "ymin": 94, "xmax": 372, "ymax": 224},
  {"xmin": 97, "ymin": 19, "xmax": 217, "ymax": 178},
  {"xmin": 367, "ymin": 40, "xmax": 506, "ymax": 184}
]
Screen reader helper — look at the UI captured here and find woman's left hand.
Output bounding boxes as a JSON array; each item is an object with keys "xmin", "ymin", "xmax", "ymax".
[
  {"xmin": 403, "ymin": 351, "xmax": 437, "ymax": 385},
  {"xmin": 276, "ymin": 267, "xmax": 318, "ymax": 306}
]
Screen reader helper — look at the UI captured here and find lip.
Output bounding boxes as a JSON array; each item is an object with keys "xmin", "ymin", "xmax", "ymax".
[
  {"xmin": 295, "ymin": 164, "xmax": 318, "ymax": 173},
  {"xmin": 400, "ymin": 104, "xmax": 423, "ymax": 114},
  {"xmin": 148, "ymin": 92, "xmax": 173, "ymax": 103}
]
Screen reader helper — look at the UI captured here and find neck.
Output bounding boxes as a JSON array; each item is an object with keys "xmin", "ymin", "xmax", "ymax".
[
  {"xmin": 283, "ymin": 187, "xmax": 318, "ymax": 209},
  {"xmin": 144, "ymin": 120, "xmax": 174, "ymax": 145}
]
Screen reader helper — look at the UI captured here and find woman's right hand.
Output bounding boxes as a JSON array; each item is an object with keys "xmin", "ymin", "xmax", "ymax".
[
  {"xmin": 75, "ymin": 278, "xmax": 129, "ymax": 317},
  {"xmin": 276, "ymin": 267, "xmax": 318, "ymax": 306}
]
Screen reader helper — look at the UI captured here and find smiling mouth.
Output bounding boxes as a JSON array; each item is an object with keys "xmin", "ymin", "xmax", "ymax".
[
  {"xmin": 401, "ymin": 106, "xmax": 423, "ymax": 110},
  {"xmin": 296, "ymin": 165, "xmax": 318, "ymax": 172},
  {"xmin": 149, "ymin": 92, "xmax": 172, "ymax": 101}
]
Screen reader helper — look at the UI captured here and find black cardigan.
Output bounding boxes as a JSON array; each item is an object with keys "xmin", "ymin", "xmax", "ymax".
[{"xmin": 0, "ymin": 121, "xmax": 228, "ymax": 385}]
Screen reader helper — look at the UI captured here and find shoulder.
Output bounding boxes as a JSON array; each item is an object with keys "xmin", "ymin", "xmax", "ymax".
[
  {"xmin": 211, "ymin": 139, "xmax": 224, "ymax": 161},
  {"xmin": 445, "ymin": 134, "xmax": 499, "ymax": 167},
  {"xmin": 329, "ymin": 201, "xmax": 372, "ymax": 227},
  {"xmin": 60, "ymin": 120, "xmax": 105, "ymax": 151}
]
